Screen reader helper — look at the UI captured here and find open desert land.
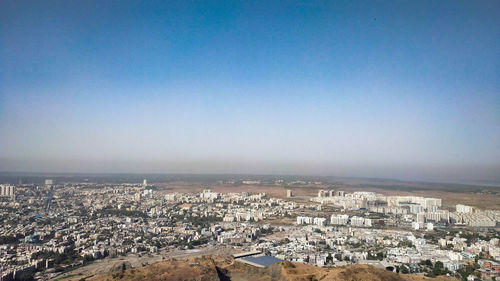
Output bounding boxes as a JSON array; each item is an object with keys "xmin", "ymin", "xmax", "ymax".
[{"xmin": 157, "ymin": 181, "xmax": 500, "ymax": 210}]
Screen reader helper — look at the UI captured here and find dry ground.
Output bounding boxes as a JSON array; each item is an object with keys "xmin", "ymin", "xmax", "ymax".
[
  {"xmin": 158, "ymin": 182, "xmax": 500, "ymax": 210},
  {"xmin": 50, "ymin": 246, "xmax": 236, "ymax": 281},
  {"xmin": 81, "ymin": 256, "xmax": 458, "ymax": 281}
]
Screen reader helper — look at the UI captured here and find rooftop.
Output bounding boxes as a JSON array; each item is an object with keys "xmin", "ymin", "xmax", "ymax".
[{"xmin": 238, "ymin": 255, "xmax": 284, "ymax": 268}]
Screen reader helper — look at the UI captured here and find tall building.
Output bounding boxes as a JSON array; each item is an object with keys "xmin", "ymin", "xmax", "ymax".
[
  {"xmin": 350, "ymin": 216, "xmax": 365, "ymax": 227},
  {"xmin": 45, "ymin": 179, "xmax": 53, "ymax": 186},
  {"xmin": 330, "ymin": 214, "xmax": 349, "ymax": 225},
  {"xmin": 200, "ymin": 189, "xmax": 219, "ymax": 200},
  {"xmin": 296, "ymin": 216, "xmax": 313, "ymax": 225},
  {"xmin": 416, "ymin": 212, "xmax": 426, "ymax": 223},
  {"xmin": 286, "ymin": 190, "xmax": 293, "ymax": 198},
  {"xmin": 317, "ymin": 190, "xmax": 326, "ymax": 197},
  {"xmin": 313, "ymin": 217, "xmax": 327, "ymax": 226},
  {"xmin": 142, "ymin": 179, "xmax": 147, "ymax": 187},
  {"xmin": 135, "ymin": 193, "xmax": 142, "ymax": 201},
  {"xmin": 456, "ymin": 204, "xmax": 473, "ymax": 213},
  {"xmin": 0, "ymin": 185, "xmax": 15, "ymax": 197}
]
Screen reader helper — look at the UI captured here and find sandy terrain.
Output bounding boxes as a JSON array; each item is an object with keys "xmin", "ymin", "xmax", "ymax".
[{"xmin": 159, "ymin": 182, "xmax": 500, "ymax": 210}]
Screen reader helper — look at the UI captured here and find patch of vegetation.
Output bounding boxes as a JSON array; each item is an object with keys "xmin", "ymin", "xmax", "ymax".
[
  {"xmin": 0, "ymin": 235, "xmax": 18, "ymax": 245},
  {"xmin": 31, "ymin": 248, "xmax": 83, "ymax": 265}
]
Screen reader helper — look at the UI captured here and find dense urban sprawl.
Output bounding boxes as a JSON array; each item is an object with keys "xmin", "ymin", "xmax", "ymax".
[{"xmin": 0, "ymin": 180, "xmax": 499, "ymax": 281}]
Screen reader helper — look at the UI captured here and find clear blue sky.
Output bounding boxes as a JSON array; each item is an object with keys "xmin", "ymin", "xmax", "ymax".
[{"xmin": 1, "ymin": 1, "xmax": 499, "ymax": 183}]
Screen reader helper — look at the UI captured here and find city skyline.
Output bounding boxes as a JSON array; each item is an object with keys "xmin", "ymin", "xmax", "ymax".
[{"xmin": 1, "ymin": 1, "xmax": 499, "ymax": 183}]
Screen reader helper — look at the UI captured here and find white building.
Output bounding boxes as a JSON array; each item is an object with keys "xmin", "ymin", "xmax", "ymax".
[
  {"xmin": 164, "ymin": 193, "xmax": 178, "ymax": 201},
  {"xmin": 426, "ymin": 222, "xmax": 434, "ymax": 231},
  {"xmin": 318, "ymin": 190, "xmax": 326, "ymax": 197},
  {"xmin": 296, "ymin": 216, "xmax": 313, "ymax": 225},
  {"xmin": 349, "ymin": 216, "xmax": 372, "ymax": 227},
  {"xmin": 200, "ymin": 189, "xmax": 219, "ymax": 200},
  {"xmin": 330, "ymin": 214, "xmax": 349, "ymax": 225},
  {"xmin": 313, "ymin": 217, "xmax": 327, "ymax": 226},
  {"xmin": 350, "ymin": 216, "xmax": 365, "ymax": 227},
  {"xmin": 142, "ymin": 189, "xmax": 153, "ymax": 197},
  {"xmin": 456, "ymin": 204, "xmax": 473, "ymax": 213},
  {"xmin": 416, "ymin": 212, "xmax": 426, "ymax": 223},
  {"xmin": 0, "ymin": 185, "xmax": 15, "ymax": 197}
]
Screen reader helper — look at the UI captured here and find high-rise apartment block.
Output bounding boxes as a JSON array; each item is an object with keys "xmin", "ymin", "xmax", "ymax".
[{"xmin": 0, "ymin": 185, "xmax": 15, "ymax": 197}]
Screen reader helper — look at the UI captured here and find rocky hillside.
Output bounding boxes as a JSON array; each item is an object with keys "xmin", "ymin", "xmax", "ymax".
[
  {"xmin": 85, "ymin": 257, "xmax": 456, "ymax": 281},
  {"xmin": 88, "ymin": 257, "xmax": 221, "ymax": 281},
  {"xmin": 221, "ymin": 260, "xmax": 455, "ymax": 281}
]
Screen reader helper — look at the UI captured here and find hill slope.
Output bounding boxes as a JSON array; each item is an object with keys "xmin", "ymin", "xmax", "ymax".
[{"xmin": 84, "ymin": 257, "xmax": 456, "ymax": 281}]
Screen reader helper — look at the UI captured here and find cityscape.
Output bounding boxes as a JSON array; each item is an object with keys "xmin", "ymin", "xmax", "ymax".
[
  {"xmin": 0, "ymin": 176, "xmax": 499, "ymax": 281},
  {"xmin": 1, "ymin": 0, "xmax": 499, "ymax": 280}
]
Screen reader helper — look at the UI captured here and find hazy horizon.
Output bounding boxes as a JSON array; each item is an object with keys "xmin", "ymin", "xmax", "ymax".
[{"xmin": 1, "ymin": 1, "xmax": 499, "ymax": 183}]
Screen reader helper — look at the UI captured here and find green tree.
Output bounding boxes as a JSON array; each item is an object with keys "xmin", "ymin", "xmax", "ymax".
[
  {"xmin": 432, "ymin": 261, "xmax": 446, "ymax": 276},
  {"xmin": 420, "ymin": 259, "xmax": 432, "ymax": 267},
  {"xmin": 326, "ymin": 253, "xmax": 333, "ymax": 263}
]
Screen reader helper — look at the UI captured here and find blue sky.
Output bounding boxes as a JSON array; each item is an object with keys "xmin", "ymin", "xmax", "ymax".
[{"xmin": 1, "ymin": 1, "xmax": 499, "ymax": 182}]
